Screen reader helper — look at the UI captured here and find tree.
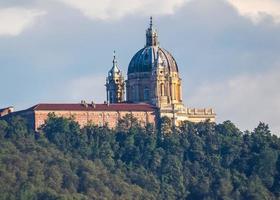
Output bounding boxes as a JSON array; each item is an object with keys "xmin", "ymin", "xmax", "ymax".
[
  {"xmin": 6, "ymin": 116, "xmax": 29, "ymax": 139},
  {"xmin": 117, "ymin": 114, "xmax": 140, "ymax": 132},
  {"xmin": 0, "ymin": 113, "xmax": 280, "ymax": 199},
  {"xmin": 245, "ymin": 176, "xmax": 271, "ymax": 200},
  {"xmin": 42, "ymin": 113, "xmax": 83, "ymax": 152},
  {"xmin": 159, "ymin": 117, "xmax": 172, "ymax": 135},
  {"xmin": 254, "ymin": 122, "xmax": 271, "ymax": 136},
  {"xmin": 0, "ymin": 119, "xmax": 8, "ymax": 138}
]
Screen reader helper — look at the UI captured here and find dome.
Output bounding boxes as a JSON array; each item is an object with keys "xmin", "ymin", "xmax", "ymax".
[
  {"xmin": 128, "ymin": 46, "xmax": 178, "ymax": 74},
  {"xmin": 128, "ymin": 17, "xmax": 178, "ymax": 75}
]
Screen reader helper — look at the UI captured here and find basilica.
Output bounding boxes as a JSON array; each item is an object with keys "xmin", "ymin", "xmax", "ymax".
[
  {"xmin": 1, "ymin": 18, "xmax": 215, "ymax": 131},
  {"xmin": 105, "ymin": 17, "xmax": 215, "ymax": 126}
]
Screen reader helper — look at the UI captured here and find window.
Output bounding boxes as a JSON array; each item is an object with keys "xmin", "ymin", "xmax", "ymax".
[
  {"xmin": 132, "ymin": 86, "xmax": 137, "ymax": 101},
  {"xmin": 110, "ymin": 92, "xmax": 114, "ymax": 103},
  {"xmin": 160, "ymin": 83, "xmax": 165, "ymax": 96},
  {"xmin": 144, "ymin": 88, "xmax": 150, "ymax": 101}
]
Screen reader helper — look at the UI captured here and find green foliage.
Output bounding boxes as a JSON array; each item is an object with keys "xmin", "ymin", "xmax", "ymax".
[{"xmin": 0, "ymin": 115, "xmax": 279, "ymax": 200}]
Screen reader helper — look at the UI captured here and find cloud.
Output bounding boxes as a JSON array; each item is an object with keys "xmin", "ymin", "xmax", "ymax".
[
  {"xmin": 187, "ymin": 67, "xmax": 280, "ymax": 135},
  {"xmin": 0, "ymin": 7, "xmax": 46, "ymax": 36},
  {"xmin": 227, "ymin": 0, "xmax": 280, "ymax": 23},
  {"xmin": 45, "ymin": 0, "xmax": 280, "ymax": 23},
  {"xmin": 55, "ymin": 0, "xmax": 189, "ymax": 20}
]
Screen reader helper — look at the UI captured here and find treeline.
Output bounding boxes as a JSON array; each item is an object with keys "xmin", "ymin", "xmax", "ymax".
[{"xmin": 0, "ymin": 114, "xmax": 280, "ymax": 199}]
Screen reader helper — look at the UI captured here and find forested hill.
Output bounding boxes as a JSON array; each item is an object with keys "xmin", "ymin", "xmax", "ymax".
[{"xmin": 0, "ymin": 114, "xmax": 280, "ymax": 200}]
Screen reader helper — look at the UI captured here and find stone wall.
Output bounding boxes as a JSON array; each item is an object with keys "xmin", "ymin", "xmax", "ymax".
[
  {"xmin": 0, "ymin": 107, "xmax": 14, "ymax": 117},
  {"xmin": 187, "ymin": 108, "xmax": 216, "ymax": 123},
  {"xmin": 34, "ymin": 110, "xmax": 156, "ymax": 131}
]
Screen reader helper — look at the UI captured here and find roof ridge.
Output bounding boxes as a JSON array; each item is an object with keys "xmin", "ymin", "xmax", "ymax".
[{"xmin": 30, "ymin": 103, "xmax": 156, "ymax": 112}]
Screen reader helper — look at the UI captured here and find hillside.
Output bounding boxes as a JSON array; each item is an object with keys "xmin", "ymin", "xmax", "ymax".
[{"xmin": 0, "ymin": 114, "xmax": 280, "ymax": 200}]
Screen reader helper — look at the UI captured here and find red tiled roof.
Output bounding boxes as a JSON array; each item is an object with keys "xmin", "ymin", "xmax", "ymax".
[
  {"xmin": 29, "ymin": 103, "xmax": 156, "ymax": 112},
  {"xmin": 0, "ymin": 107, "xmax": 12, "ymax": 113}
]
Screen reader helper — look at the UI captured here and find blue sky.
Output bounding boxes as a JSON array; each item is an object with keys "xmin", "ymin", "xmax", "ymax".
[{"xmin": 0, "ymin": 0, "xmax": 280, "ymax": 134}]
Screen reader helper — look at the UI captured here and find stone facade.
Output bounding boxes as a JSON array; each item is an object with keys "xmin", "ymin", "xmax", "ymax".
[
  {"xmin": 186, "ymin": 108, "xmax": 216, "ymax": 123},
  {"xmin": 0, "ymin": 107, "xmax": 14, "ymax": 117},
  {"xmin": 122, "ymin": 17, "xmax": 215, "ymax": 125},
  {"xmin": 24, "ymin": 103, "xmax": 156, "ymax": 131}
]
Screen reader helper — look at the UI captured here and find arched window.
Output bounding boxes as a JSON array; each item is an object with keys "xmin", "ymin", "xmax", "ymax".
[
  {"xmin": 177, "ymin": 84, "xmax": 181, "ymax": 101},
  {"xmin": 144, "ymin": 88, "xmax": 150, "ymax": 101},
  {"xmin": 110, "ymin": 92, "xmax": 114, "ymax": 103},
  {"xmin": 172, "ymin": 83, "xmax": 177, "ymax": 100},
  {"xmin": 132, "ymin": 86, "xmax": 137, "ymax": 101},
  {"xmin": 160, "ymin": 83, "xmax": 165, "ymax": 96}
]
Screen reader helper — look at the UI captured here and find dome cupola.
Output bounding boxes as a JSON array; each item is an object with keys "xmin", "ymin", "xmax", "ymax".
[
  {"xmin": 128, "ymin": 17, "xmax": 178, "ymax": 75},
  {"xmin": 126, "ymin": 17, "xmax": 182, "ymax": 106}
]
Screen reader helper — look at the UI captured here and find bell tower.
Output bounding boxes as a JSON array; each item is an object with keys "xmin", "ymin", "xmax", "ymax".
[{"xmin": 106, "ymin": 51, "xmax": 125, "ymax": 103}]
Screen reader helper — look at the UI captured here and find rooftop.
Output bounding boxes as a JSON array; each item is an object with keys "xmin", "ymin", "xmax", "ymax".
[
  {"xmin": 0, "ymin": 107, "xmax": 14, "ymax": 113},
  {"xmin": 27, "ymin": 103, "xmax": 157, "ymax": 112}
]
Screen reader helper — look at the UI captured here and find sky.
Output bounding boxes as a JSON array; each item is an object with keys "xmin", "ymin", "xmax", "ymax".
[{"xmin": 0, "ymin": 0, "xmax": 280, "ymax": 134}]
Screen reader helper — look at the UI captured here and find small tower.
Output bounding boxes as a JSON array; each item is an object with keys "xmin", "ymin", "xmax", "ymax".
[
  {"xmin": 146, "ymin": 16, "xmax": 159, "ymax": 47},
  {"xmin": 106, "ymin": 51, "xmax": 125, "ymax": 103}
]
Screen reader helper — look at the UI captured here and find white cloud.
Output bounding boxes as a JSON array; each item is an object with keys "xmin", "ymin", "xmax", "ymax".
[
  {"xmin": 187, "ymin": 67, "xmax": 280, "ymax": 135},
  {"xmin": 227, "ymin": 0, "xmax": 280, "ymax": 23},
  {"xmin": 52, "ymin": 0, "xmax": 280, "ymax": 23},
  {"xmin": 55, "ymin": 0, "xmax": 188, "ymax": 20},
  {"xmin": 0, "ymin": 7, "xmax": 46, "ymax": 36}
]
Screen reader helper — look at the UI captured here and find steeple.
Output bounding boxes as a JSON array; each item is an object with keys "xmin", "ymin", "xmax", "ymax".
[
  {"xmin": 146, "ymin": 16, "xmax": 159, "ymax": 46},
  {"xmin": 110, "ymin": 50, "xmax": 120, "ymax": 75},
  {"xmin": 106, "ymin": 51, "xmax": 125, "ymax": 103}
]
